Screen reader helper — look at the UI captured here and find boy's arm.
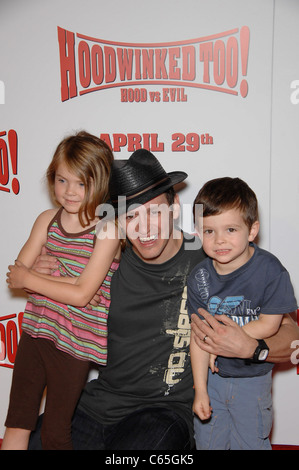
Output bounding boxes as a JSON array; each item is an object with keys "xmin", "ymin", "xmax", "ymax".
[
  {"xmin": 190, "ymin": 329, "xmax": 212, "ymax": 420},
  {"xmin": 190, "ymin": 329, "xmax": 209, "ymax": 392},
  {"xmin": 242, "ymin": 313, "xmax": 283, "ymax": 339}
]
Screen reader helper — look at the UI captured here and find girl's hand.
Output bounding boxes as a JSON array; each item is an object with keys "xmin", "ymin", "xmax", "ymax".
[{"xmin": 6, "ymin": 260, "xmax": 29, "ymax": 289}]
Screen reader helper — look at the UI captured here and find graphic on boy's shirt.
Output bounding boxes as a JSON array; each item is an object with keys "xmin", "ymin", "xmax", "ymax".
[
  {"xmin": 195, "ymin": 267, "xmax": 260, "ymax": 327},
  {"xmin": 208, "ymin": 295, "xmax": 244, "ymax": 315}
]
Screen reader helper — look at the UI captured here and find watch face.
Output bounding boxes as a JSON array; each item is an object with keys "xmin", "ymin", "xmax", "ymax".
[{"xmin": 258, "ymin": 349, "xmax": 269, "ymax": 361}]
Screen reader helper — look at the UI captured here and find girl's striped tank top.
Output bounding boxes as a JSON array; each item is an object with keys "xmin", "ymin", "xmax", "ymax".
[{"xmin": 22, "ymin": 207, "xmax": 119, "ymax": 365}]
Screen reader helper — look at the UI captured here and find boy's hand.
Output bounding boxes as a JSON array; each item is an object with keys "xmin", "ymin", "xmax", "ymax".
[
  {"xmin": 193, "ymin": 390, "xmax": 212, "ymax": 421},
  {"xmin": 209, "ymin": 353, "xmax": 219, "ymax": 373}
]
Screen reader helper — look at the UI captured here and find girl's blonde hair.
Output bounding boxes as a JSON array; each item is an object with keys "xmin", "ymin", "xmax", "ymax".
[{"xmin": 47, "ymin": 131, "xmax": 114, "ymax": 227}]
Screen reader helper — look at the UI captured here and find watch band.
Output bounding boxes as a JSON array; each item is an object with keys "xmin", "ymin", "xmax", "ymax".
[{"xmin": 252, "ymin": 339, "xmax": 269, "ymax": 362}]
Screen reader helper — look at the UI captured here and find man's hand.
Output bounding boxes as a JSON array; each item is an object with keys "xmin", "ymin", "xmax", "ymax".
[
  {"xmin": 87, "ymin": 293, "xmax": 101, "ymax": 308},
  {"xmin": 32, "ymin": 246, "xmax": 58, "ymax": 275},
  {"xmin": 191, "ymin": 308, "xmax": 257, "ymax": 359}
]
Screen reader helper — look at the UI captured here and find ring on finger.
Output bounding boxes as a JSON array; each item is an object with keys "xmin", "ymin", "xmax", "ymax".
[{"xmin": 203, "ymin": 335, "xmax": 208, "ymax": 343}]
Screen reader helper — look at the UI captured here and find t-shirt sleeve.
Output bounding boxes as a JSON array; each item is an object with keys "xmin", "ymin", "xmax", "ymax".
[
  {"xmin": 187, "ymin": 268, "xmax": 208, "ymax": 319},
  {"xmin": 261, "ymin": 269, "xmax": 297, "ymax": 315}
]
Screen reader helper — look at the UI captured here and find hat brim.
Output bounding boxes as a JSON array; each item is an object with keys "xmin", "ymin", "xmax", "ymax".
[{"xmin": 100, "ymin": 171, "xmax": 187, "ymax": 220}]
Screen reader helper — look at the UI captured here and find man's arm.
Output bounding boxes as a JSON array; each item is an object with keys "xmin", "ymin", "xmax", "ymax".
[
  {"xmin": 191, "ymin": 308, "xmax": 299, "ymax": 364},
  {"xmin": 266, "ymin": 314, "xmax": 299, "ymax": 362}
]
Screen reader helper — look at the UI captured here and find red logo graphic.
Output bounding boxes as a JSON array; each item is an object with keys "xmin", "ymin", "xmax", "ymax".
[
  {"xmin": 57, "ymin": 26, "xmax": 250, "ymax": 102},
  {"xmin": 0, "ymin": 312, "xmax": 23, "ymax": 369},
  {"xmin": 0, "ymin": 130, "xmax": 20, "ymax": 195}
]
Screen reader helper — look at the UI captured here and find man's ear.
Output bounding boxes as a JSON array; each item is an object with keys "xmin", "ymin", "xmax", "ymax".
[
  {"xmin": 248, "ymin": 220, "xmax": 260, "ymax": 242},
  {"xmin": 172, "ymin": 194, "xmax": 181, "ymax": 221}
]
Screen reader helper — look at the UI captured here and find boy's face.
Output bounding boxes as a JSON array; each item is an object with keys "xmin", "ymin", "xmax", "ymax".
[{"xmin": 199, "ymin": 208, "xmax": 259, "ymax": 274}]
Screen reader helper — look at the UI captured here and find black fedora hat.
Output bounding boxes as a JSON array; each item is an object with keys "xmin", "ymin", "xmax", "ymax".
[{"xmin": 106, "ymin": 149, "xmax": 187, "ymax": 215}]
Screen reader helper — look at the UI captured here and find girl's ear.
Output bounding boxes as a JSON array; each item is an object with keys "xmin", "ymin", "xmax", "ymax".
[{"xmin": 248, "ymin": 220, "xmax": 259, "ymax": 242}]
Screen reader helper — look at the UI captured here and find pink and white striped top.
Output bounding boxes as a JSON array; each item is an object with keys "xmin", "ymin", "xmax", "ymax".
[{"xmin": 22, "ymin": 208, "xmax": 119, "ymax": 365}]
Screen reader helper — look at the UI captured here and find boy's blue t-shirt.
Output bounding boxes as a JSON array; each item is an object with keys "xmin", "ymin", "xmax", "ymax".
[{"xmin": 187, "ymin": 243, "xmax": 298, "ymax": 378}]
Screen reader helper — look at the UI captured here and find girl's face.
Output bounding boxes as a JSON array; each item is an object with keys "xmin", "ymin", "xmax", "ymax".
[{"xmin": 54, "ymin": 162, "xmax": 86, "ymax": 215}]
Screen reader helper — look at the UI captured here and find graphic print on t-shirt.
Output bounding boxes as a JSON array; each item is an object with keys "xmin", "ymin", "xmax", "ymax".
[
  {"xmin": 164, "ymin": 285, "xmax": 190, "ymax": 395},
  {"xmin": 195, "ymin": 267, "xmax": 260, "ymax": 327}
]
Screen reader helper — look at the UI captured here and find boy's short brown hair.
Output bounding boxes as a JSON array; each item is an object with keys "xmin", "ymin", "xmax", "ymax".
[{"xmin": 193, "ymin": 177, "xmax": 259, "ymax": 229}]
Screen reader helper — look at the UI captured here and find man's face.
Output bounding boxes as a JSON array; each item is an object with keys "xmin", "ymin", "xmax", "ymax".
[{"xmin": 119, "ymin": 193, "xmax": 182, "ymax": 264}]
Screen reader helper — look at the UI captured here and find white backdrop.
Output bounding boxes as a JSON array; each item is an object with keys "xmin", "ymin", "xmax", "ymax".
[{"xmin": 0, "ymin": 0, "xmax": 298, "ymax": 446}]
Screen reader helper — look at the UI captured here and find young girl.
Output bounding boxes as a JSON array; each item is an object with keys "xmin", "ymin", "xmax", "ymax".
[{"xmin": 2, "ymin": 131, "xmax": 121, "ymax": 450}]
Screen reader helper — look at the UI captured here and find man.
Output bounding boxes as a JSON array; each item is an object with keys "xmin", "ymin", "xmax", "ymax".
[{"xmin": 29, "ymin": 149, "xmax": 299, "ymax": 450}]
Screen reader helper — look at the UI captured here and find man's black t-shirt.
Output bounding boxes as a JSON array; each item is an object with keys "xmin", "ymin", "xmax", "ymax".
[{"xmin": 79, "ymin": 233, "xmax": 204, "ymax": 437}]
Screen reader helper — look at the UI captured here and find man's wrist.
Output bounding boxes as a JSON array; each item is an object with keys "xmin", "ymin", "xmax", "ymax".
[
  {"xmin": 251, "ymin": 339, "xmax": 270, "ymax": 362},
  {"xmin": 245, "ymin": 338, "xmax": 259, "ymax": 359}
]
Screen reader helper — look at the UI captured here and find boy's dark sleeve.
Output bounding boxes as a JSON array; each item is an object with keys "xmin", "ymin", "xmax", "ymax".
[{"xmin": 187, "ymin": 271, "xmax": 206, "ymax": 320}]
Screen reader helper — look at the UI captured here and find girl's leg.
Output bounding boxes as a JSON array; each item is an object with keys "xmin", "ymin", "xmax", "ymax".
[
  {"xmin": 2, "ymin": 333, "xmax": 46, "ymax": 450},
  {"xmin": 1, "ymin": 428, "xmax": 31, "ymax": 450},
  {"xmin": 39, "ymin": 341, "xmax": 90, "ymax": 450}
]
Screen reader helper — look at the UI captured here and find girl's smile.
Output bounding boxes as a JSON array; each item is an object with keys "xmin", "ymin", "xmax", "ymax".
[{"xmin": 54, "ymin": 163, "xmax": 86, "ymax": 214}]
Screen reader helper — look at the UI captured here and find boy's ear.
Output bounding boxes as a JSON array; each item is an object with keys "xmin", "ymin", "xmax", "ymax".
[{"xmin": 248, "ymin": 220, "xmax": 259, "ymax": 241}]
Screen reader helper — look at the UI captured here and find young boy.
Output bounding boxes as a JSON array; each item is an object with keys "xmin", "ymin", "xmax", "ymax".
[{"xmin": 187, "ymin": 177, "xmax": 297, "ymax": 450}]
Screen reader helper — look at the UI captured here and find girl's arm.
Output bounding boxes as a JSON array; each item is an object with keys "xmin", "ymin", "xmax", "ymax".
[
  {"xmin": 7, "ymin": 222, "xmax": 120, "ymax": 307},
  {"xmin": 15, "ymin": 209, "xmax": 58, "ymax": 268},
  {"xmin": 25, "ymin": 269, "xmax": 77, "ymax": 285},
  {"xmin": 242, "ymin": 313, "xmax": 283, "ymax": 339}
]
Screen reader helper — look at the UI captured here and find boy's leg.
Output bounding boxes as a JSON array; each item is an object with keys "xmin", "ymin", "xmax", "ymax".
[
  {"xmin": 194, "ymin": 370, "xmax": 231, "ymax": 450},
  {"xmin": 229, "ymin": 372, "xmax": 273, "ymax": 450}
]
